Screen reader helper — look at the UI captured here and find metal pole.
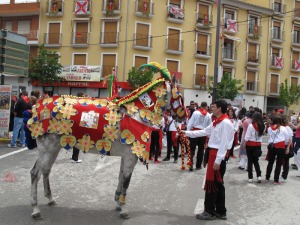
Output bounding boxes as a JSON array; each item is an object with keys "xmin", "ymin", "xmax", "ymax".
[
  {"xmin": 0, "ymin": 75, "xmax": 4, "ymax": 85},
  {"xmin": 212, "ymin": 0, "xmax": 222, "ymax": 102}
]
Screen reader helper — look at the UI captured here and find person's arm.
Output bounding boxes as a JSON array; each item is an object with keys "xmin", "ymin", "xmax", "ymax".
[
  {"xmin": 184, "ymin": 123, "xmax": 212, "ymax": 138},
  {"xmin": 187, "ymin": 111, "xmax": 197, "ymax": 131},
  {"xmin": 215, "ymin": 122, "xmax": 234, "ymax": 165}
]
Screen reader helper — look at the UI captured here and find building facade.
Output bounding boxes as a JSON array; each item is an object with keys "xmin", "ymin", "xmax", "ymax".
[{"xmin": 1, "ymin": 0, "xmax": 300, "ymax": 113}]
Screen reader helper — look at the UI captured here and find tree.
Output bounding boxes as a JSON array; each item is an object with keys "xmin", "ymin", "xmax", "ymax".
[
  {"xmin": 127, "ymin": 66, "xmax": 154, "ymax": 89},
  {"xmin": 208, "ymin": 72, "xmax": 243, "ymax": 100},
  {"xmin": 28, "ymin": 45, "xmax": 64, "ymax": 85},
  {"xmin": 279, "ymin": 79, "xmax": 300, "ymax": 111}
]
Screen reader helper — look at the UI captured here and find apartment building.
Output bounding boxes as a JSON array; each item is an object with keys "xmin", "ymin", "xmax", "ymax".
[{"xmin": 1, "ymin": 0, "xmax": 300, "ymax": 113}]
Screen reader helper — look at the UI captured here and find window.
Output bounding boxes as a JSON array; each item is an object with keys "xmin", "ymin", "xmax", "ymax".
[
  {"xmin": 102, "ymin": 21, "xmax": 118, "ymax": 44},
  {"xmin": 291, "ymin": 77, "xmax": 299, "ymax": 88},
  {"xmin": 135, "ymin": 23, "xmax": 150, "ymax": 47},
  {"xmin": 223, "ymin": 39, "xmax": 234, "ymax": 59},
  {"xmin": 223, "ymin": 67, "xmax": 233, "ymax": 78},
  {"xmin": 47, "ymin": 23, "xmax": 61, "ymax": 44},
  {"xmin": 5, "ymin": 21, "xmax": 12, "ymax": 31},
  {"xmin": 74, "ymin": 54, "xmax": 87, "ymax": 65},
  {"xmin": 247, "ymin": 43, "xmax": 259, "ymax": 63},
  {"xmin": 246, "ymin": 71, "xmax": 256, "ymax": 91},
  {"xmin": 15, "ymin": 0, "xmax": 38, "ymax": 3},
  {"xmin": 17, "ymin": 20, "xmax": 30, "ymax": 34},
  {"xmin": 104, "ymin": 0, "xmax": 121, "ymax": 11},
  {"xmin": 295, "ymin": 1, "xmax": 300, "ymax": 17},
  {"xmin": 272, "ymin": 21, "xmax": 282, "ymax": 39},
  {"xmin": 102, "ymin": 54, "xmax": 117, "ymax": 78},
  {"xmin": 48, "ymin": 0, "xmax": 64, "ymax": 14},
  {"xmin": 274, "ymin": 0, "xmax": 283, "ymax": 13},
  {"xmin": 72, "ymin": 20, "xmax": 90, "ymax": 45},
  {"xmin": 0, "ymin": 0, "xmax": 10, "ymax": 4},
  {"xmin": 169, "ymin": 0, "xmax": 181, "ymax": 7},
  {"xmin": 270, "ymin": 74, "xmax": 279, "ymax": 93},
  {"xmin": 197, "ymin": 3, "xmax": 210, "ymax": 25},
  {"xmin": 196, "ymin": 33, "xmax": 209, "ymax": 55},
  {"xmin": 248, "ymin": 15, "xmax": 259, "ymax": 34},
  {"xmin": 167, "ymin": 28, "xmax": 181, "ymax": 51},
  {"xmin": 166, "ymin": 59, "xmax": 181, "ymax": 83},
  {"xmin": 293, "ymin": 25, "xmax": 300, "ymax": 44},
  {"xmin": 292, "ymin": 51, "xmax": 300, "ymax": 70},
  {"xmin": 134, "ymin": 55, "xmax": 148, "ymax": 68},
  {"xmin": 195, "ymin": 64, "xmax": 207, "ymax": 89},
  {"xmin": 224, "ymin": 9, "xmax": 235, "ymax": 20}
]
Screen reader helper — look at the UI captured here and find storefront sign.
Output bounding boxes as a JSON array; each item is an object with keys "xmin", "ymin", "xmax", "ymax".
[
  {"xmin": 59, "ymin": 65, "xmax": 101, "ymax": 82},
  {"xmin": 0, "ymin": 85, "xmax": 12, "ymax": 139}
]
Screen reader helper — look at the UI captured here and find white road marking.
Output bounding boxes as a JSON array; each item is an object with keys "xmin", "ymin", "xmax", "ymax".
[
  {"xmin": 0, "ymin": 147, "xmax": 28, "ymax": 160},
  {"xmin": 194, "ymin": 198, "xmax": 204, "ymax": 214}
]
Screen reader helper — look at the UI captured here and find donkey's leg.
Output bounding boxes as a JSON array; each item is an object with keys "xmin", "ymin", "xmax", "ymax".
[
  {"xmin": 30, "ymin": 161, "xmax": 43, "ymax": 220},
  {"xmin": 115, "ymin": 156, "xmax": 124, "ymax": 212}
]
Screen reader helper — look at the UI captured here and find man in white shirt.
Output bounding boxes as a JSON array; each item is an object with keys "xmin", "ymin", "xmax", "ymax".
[
  {"xmin": 181, "ymin": 100, "xmax": 234, "ymax": 220},
  {"xmin": 187, "ymin": 101, "xmax": 211, "ymax": 171}
]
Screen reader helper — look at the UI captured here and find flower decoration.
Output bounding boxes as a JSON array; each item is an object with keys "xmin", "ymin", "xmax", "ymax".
[
  {"xmin": 52, "ymin": 105, "xmax": 60, "ymax": 118},
  {"xmin": 104, "ymin": 110, "xmax": 122, "ymax": 125},
  {"xmin": 54, "ymin": 112, "xmax": 64, "ymax": 120},
  {"xmin": 61, "ymin": 104, "xmax": 77, "ymax": 120},
  {"xmin": 53, "ymin": 97, "xmax": 64, "ymax": 105},
  {"xmin": 139, "ymin": 109, "xmax": 152, "ymax": 122},
  {"xmin": 172, "ymin": 87, "xmax": 180, "ymax": 99},
  {"xmin": 27, "ymin": 118, "xmax": 34, "ymax": 125},
  {"xmin": 96, "ymin": 140, "xmax": 112, "ymax": 155},
  {"xmin": 102, "ymin": 125, "xmax": 119, "ymax": 141},
  {"xmin": 141, "ymin": 132, "xmax": 150, "ymax": 143},
  {"xmin": 57, "ymin": 119, "xmax": 74, "ymax": 135},
  {"xmin": 64, "ymin": 98, "xmax": 78, "ymax": 105},
  {"xmin": 78, "ymin": 99, "xmax": 93, "ymax": 106},
  {"xmin": 29, "ymin": 121, "xmax": 44, "ymax": 139},
  {"xmin": 131, "ymin": 140, "xmax": 146, "ymax": 158},
  {"xmin": 107, "ymin": 101, "xmax": 119, "ymax": 111},
  {"xmin": 124, "ymin": 102, "xmax": 139, "ymax": 116},
  {"xmin": 153, "ymin": 84, "xmax": 167, "ymax": 98},
  {"xmin": 120, "ymin": 129, "xmax": 135, "ymax": 144},
  {"xmin": 60, "ymin": 135, "xmax": 76, "ymax": 150},
  {"xmin": 48, "ymin": 118, "xmax": 60, "ymax": 133},
  {"xmin": 32, "ymin": 103, "xmax": 39, "ymax": 113},
  {"xmin": 151, "ymin": 113, "xmax": 163, "ymax": 126},
  {"xmin": 93, "ymin": 99, "xmax": 108, "ymax": 108},
  {"xmin": 76, "ymin": 134, "xmax": 95, "ymax": 152},
  {"xmin": 42, "ymin": 97, "xmax": 53, "ymax": 106},
  {"xmin": 154, "ymin": 99, "xmax": 166, "ymax": 113}
]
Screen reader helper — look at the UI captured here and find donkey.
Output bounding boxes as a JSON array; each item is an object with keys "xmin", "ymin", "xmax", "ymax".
[{"xmin": 29, "ymin": 64, "xmax": 187, "ymax": 220}]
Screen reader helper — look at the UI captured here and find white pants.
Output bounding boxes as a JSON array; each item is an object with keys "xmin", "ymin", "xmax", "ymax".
[
  {"xmin": 294, "ymin": 150, "xmax": 300, "ymax": 172},
  {"xmin": 239, "ymin": 155, "xmax": 248, "ymax": 169}
]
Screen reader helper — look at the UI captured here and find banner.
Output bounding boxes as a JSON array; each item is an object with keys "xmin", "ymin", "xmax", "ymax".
[
  {"xmin": 59, "ymin": 65, "xmax": 101, "ymax": 82},
  {"xmin": 0, "ymin": 85, "xmax": 12, "ymax": 139}
]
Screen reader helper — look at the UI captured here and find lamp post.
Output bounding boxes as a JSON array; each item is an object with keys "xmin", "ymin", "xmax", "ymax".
[{"xmin": 212, "ymin": 0, "xmax": 222, "ymax": 102}]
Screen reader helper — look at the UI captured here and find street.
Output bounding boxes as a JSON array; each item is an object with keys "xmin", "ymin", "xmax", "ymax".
[{"xmin": 0, "ymin": 137, "xmax": 299, "ymax": 225}]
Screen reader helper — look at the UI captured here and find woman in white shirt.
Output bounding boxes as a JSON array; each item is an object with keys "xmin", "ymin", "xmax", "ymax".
[{"xmin": 244, "ymin": 112, "xmax": 265, "ymax": 183}]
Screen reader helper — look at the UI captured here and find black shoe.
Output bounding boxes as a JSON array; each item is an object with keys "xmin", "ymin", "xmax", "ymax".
[
  {"xmin": 238, "ymin": 166, "xmax": 244, "ymax": 170},
  {"xmin": 291, "ymin": 164, "xmax": 296, "ymax": 167},
  {"xmin": 214, "ymin": 212, "xmax": 227, "ymax": 220},
  {"xmin": 174, "ymin": 159, "xmax": 178, "ymax": 163},
  {"xmin": 163, "ymin": 157, "xmax": 170, "ymax": 161},
  {"xmin": 196, "ymin": 166, "xmax": 202, "ymax": 170},
  {"xmin": 196, "ymin": 211, "xmax": 216, "ymax": 220},
  {"xmin": 189, "ymin": 167, "xmax": 193, "ymax": 171}
]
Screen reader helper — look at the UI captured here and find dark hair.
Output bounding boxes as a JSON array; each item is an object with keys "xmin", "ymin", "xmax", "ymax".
[
  {"xmin": 213, "ymin": 100, "xmax": 228, "ymax": 114},
  {"xmin": 281, "ymin": 115, "xmax": 288, "ymax": 125},
  {"xmin": 200, "ymin": 101, "xmax": 207, "ymax": 107},
  {"xmin": 272, "ymin": 116, "xmax": 282, "ymax": 125},
  {"xmin": 22, "ymin": 90, "xmax": 28, "ymax": 96},
  {"xmin": 77, "ymin": 92, "xmax": 84, "ymax": 97},
  {"xmin": 227, "ymin": 108, "xmax": 237, "ymax": 120},
  {"xmin": 248, "ymin": 109, "xmax": 255, "ymax": 118},
  {"xmin": 252, "ymin": 112, "xmax": 265, "ymax": 136}
]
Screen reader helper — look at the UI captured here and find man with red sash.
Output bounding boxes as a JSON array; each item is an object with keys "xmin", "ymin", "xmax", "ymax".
[
  {"xmin": 182, "ymin": 100, "xmax": 234, "ymax": 220},
  {"xmin": 187, "ymin": 101, "xmax": 211, "ymax": 171}
]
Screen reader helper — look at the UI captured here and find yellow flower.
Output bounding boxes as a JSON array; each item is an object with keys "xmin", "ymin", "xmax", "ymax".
[
  {"xmin": 42, "ymin": 97, "xmax": 53, "ymax": 106},
  {"xmin": 141, "ymin": 132, "xmax": 150, "ymax": 143},
  {"xmin": 107, "ymin": 101, "xmax": 119, "ymax": 111},
  {"xmin": 60, "ymin": 135, "xmax": 76, "ymax": 150},
  {"xmin": 131, "ymin": 141, "xmax": 146, "ymax": 158},
  {"xmin": 154, "ymin": 99, "xmax": 167, "ymax": 113},
  {"xmin": 153, "ymin": 84, "xmax": 167, "ymax": 98},
  {"xmin": 151, "ymin": 113, "xmax": 163, "ymax": 126},
  {"xmin": 95, "ymin": 140, "xmax": 112, "ymax": 154},
  {"xmin": 61, "ymin": 104, "xmax": 77, "ymax": 119},
  {"xmin": 120, "ymin": 129, "xmax": 135, "ymax": 144},
  {"xmin": 93, "ymin": 99, "xmax": 107, "ymax": 108},
  {"xmin": 32, "ymin": 103, "xmax": 39, "ymax": 113},
  {"xmin": 57, "ymin": 119, "xmax": 73, "ymax": 135},
  {"xmin": 104, "ymin": 110, "xmax": 122, "ymax": 125},
  {"xmin": 102, "ymin": 125, "xmax": 119, "ymax": 141},
  {"xmin": 64, "ymin": 98, "xmax": 78, "ymax": 105},
  {"xmin": 27, "ymin": 118, "xmax": 34, "ymax": 125},
  {"xmin": 139, "ymin": 109, "xmax": 152, "ymax": 122},
  {"xmin": 124, "ymin": 102, "xmax": 138, "ymax": 116},
  {"xmin": 53, "ymin": 97, "xmax": 64, "ymax": 105},
  {"xmin": 48, "ymin": 118, "xmax": 60, "ymax": 133},
  {"xmin": 29, "ymin": 121, "xmax": 44, "ymax": 139},
  {"xmin": 76, "ymin": 134, "xmax": 95, "ymax": 152},
  {"xmin": 78, "ymin": 99, "xmax": 93, "ymax": 106},
  {"xmin": 172, "ymin": 87, "xmax": 180, "ymax": 99}
]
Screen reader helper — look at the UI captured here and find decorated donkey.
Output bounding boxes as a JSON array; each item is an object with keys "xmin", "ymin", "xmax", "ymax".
[{"xmin": 28, "ymin": 62, "xmax": 187, "ymax": 220}]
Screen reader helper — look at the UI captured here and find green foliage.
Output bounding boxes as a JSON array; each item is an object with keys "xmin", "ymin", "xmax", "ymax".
[
  {"xmin": 208, "ymin": 72, "xmax": 243, "ymax": 100},
  {"xmin": 127, "ymin": 67, "xmax": 154, "ymax": 89},
  {"xmin": 28, "ymin": 45, "xmax": 64, "ymax": 85},
  {"xmin": 279, "ymin": 79, "xmax": 300, "ymax": 108}
]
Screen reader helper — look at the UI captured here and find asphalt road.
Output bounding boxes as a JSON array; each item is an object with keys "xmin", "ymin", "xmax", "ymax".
[{"xmin": 0, "ymin": 137, "xmax": 299, "ymax": 225}]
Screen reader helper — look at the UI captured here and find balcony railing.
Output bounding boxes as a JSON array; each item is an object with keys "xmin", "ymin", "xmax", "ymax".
[
  {"xmin": 46, "ymin": 0, "xmax": 64, "ymax": 16},
  {"xmin": 16, "ymin": 29, "xmax": 39, "ymax": 40},
  {"xmin": 290, "ymin": 59, "xmax": 300, "ymax": 71},
  {"xmin": 269, "ymin": 83, "xmax": 280, "ymax": 95},
  {"xmin": 273, "ymin": 2, "xmax": 286, "ymax": 14},
  {"xmin": 195, "ymin": 43, "xmax": 211, "ymax": 58},
  {"xmin": 102, "ymin": 0, "xmax": 121, "ymax": 16},
  {"xmin": 245, "ymin": 81, "xmax": 259, "ymax": 93},
  {"xmin": 196, "ymin": 12, "xmax": 213, "ymax": 28},
  {"xmin": 222, "ymin": 48, "xmax": 237, "ymax": 61},
  {"xmin": 44, "ymin": 33, "xmax": 62, "ymax": 46},
  {"xmin": 135, "ymin": 0, "xmax": 154, "ymax": 18},
  {"xmin": 271, "ymin": 28, "xmax": 285, "ymax": 42},
  {"xmin": 248, "ymin": 24, "xmax": 261, "ymax": 39},
  {"xmin": 73, "ymin": 0, "xmax": 92, "ymax": 15},
  {"xmin": 194, "ymin": 74, "xmax": 209, "ymax": 90},
  {"xmin": 270, "ymin": 55, "xmax": 284, "ymax": 69},
  {"xmin": 71, "ymin": 32, "xmax": 90, "ymax": 47},
  {"xmin": 166, "ymin": 39, "xmax": 184, "ymax": 55},
  {"xmin": 133, "ymin": 33, "xmax": 152, "ymax": 50},
  {"xmin": 100, "ymin": 32, "xmax": 119, "ymax": 46},
  {"xmin": 246, "ymin": 52, "xmax": 261, "ymax": 64},
  {"xmin": 167, "ymin": 5, "xmax": 184, "ymax": 23},
  {"xmin": 292, "ymin": 32, "xmax": 300, "ymax": 45}
]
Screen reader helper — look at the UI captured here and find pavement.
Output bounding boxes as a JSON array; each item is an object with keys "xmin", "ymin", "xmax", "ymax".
[{"xmin": 0, "ymin": 136, "xmax": 300, "ymax": 225}]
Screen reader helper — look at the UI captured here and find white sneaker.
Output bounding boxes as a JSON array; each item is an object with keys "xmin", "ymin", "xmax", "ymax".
[
  {"xmin": 296, "ymin": 173, "xmax": 300, "ymax": 177},
  {"xmin": 248, "ymin": 179, "xmax": 253, "ymax": 183},
  {"xmin": 71, "ymin": 159, "xmax": 82, "ymax": 163},
  {"xmin": 257, "ymin": 177, "xmax": 262, "ymax": 183},
  {"xmin": 279, "ymin": 177, "xmax": 287, "ymax": 183}
]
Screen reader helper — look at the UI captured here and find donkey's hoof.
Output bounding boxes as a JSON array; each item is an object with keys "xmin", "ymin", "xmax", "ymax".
[
  {"xmin": 48, "ymin": 199, "xmax": 57, "ymax": 206},
  {"xmin": 120, "ymin": 212, "xmax": 130, "ymax": 219},
  {"xmin": 116, "ymin": 206, "xmax": 122, "ymax": 211},
  {"xmin": 31, "ymin": 212, "xmax": 43, "ymax": 220}
]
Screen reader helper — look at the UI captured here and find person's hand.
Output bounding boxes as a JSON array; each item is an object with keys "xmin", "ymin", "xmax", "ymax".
[
  {"xmin": 179, "ymin": 130, "xmax": 185, "ymax": 135},
  {"xmin": 213, "ymin": 162, "xmax": 220, "ymax": 171},
  {"xmin": 285, "ymin": 148, "xmax": 289, "ymax": 155}
]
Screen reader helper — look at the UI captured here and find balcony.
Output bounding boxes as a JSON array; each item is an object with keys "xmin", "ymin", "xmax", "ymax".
[
  {"xmin": 224, "ymin": 18, "xmax": 238, "ymax": 34},
  {"xmin": 133, "ymin": 33, "xmax": 152, "ymax": 51},
  {"xmin": 196, "ymin": 13, "xmax": 213, "ymax": 29},
  {"xmin": 245, "ymin": 81, "xmax": 259, "ymax": 94},
  {"xmin": 271, "ymin": 28, "xmax": 285, "ymax": 43},
  {"xmin": 135, "ymin": 0, "xmax": 154, "ymax": 18},
  {"xmin": 222, "ymin": 48, "xmax": 237, "ymax": 62},
  {"xmin": 100, "ymin": 32, "xmax": 119, "ymax": 48},
  {"xmin": 166, "ymin": 39, "xmax": 183, "ymax": 55},
  {"xmin": 102, "ymin": 0, "xmax": 121, "ymax": 16},
  {"xmin": 44, "ymin": 33, "xmax": 62, "ymax": 47},
  {"xmin": 73, "ymin": 0, "xmax": 92, "ymax": 16},
  {"xmin": 0, "ymin": 0, "xmax": 40, "ymax": 16},
  {"xmin": 247, "ymin": 24, "xmax": 261, "ymax": 39},
  {"xmin": 268, "ymin": 83, "xmax": 280, "ymax": 95},
  {"xmin": 194, "ymin": 74, "xmax": 208, "ymax": 90},
  {"xmin": 293, "ymin": 7, "xmax": 300, "ymax": 22},
  {"xmin": 70, "ymin": 32, "xmax": 90, "ymax": 48},
  {"xmin": 194, "ymin": 43, "xmax": 211, "ymax": 59},
  {"xmin": 292, "ymin": 32, "xmax": 300, "ymax": 47},
  {"xmin": 290, "ymin": 59, "xmax": 300, "ymax": 72},
  {"xmin": 46, "ymin": 0, "xmax": 64, "ymax": 17},
  {"xmin": 273, "ymin": 2, "xmax": 286, "ymax": 16},
  {"xmin": 167, "ymin": 5, "xmax": 184, "ymax": 24},
  {"xmin": 246, "ymin": 52, "xmax": 260, "ymax": 66},
  {"xmin": 270, "ymin": 55, "xmax": 283, "ymax": 70}
]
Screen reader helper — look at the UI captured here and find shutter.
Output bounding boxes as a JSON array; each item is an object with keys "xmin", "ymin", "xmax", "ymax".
[
  {"xmin": 17, "ymin": 20, "xmax": 30, "ymax": 34},
  {"xmin": 248, "ymin": 43, "xmax": 257, "ymax": 61},
  {"xmin": 74, "ymin": 54, "xmax": 86, "ymax": 65},
  {"xmin": 5, "ymin": 21, "xmax": 12, "ymax": 31},
  {"xmin": 104, "ymin": 21, "xmax": 118, "ymax": 44},
  {"xmin": 136, "ymin": 23, "xmax": 149, "ymax": 46},
  {"xmin": 272, "ymin": 48, "xmax": 279, "ymax": 57},
  {"xmin": 134, "ymin": 56, "xmax": 148, "ymax": 68},
  {"xmin": 167, "ymin": 60, "xmax": 178, "ymax": 72},
  {"xmin": 296, "ymin": 2, "xmax": 300, "ymax": 17},
  {"xmin": 247, "ymin": 71, "xmax": 255, "ymax": 82},
  {"xmin": 273, "ymin": 21, "xmax": 281, "ymax": 28},
  {"xmin": 75, "ymin": 22, "xmax": 88, "ymax": 44},
  {"xmin": 291, "ymin": 77, "xmax": 298, "ymax": 87},
  {"xmin": 270, "ymin": 74, "xmax": 279, "ymax": 93},
  {"xmin": 294, "ymin": 25, "xmax": 300, "ymax": 32},
  {"xmin": 168, "ymin": 28, "xmax": 180, "ymax": 51},
  {"xmin": 197, "ymin": 34, "xmax": 207, "ymax": 53},
  {"xmin": 195, "ymin": 64, "xmax": 206, "ymax": 85},
  {"xmin": 199, "ymin": 4, "xmax": 209, "ymax": 19},
  {"xmin": 170, "ymin": 0, "xmax": 181, "ymax": 6},
  {"xmin": 103, "ymin": 54, "xmax": 116, "ymax": 77},
  {"xmin": 49, "ymin": 23, "xmax": 60, "ymax": 44},
  {"xmin": 138, "ymin": 0, "xmax": 150, "ymax": 12}
]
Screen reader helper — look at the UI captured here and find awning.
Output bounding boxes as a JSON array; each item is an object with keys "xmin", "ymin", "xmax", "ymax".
[
  {"xmin": 71, "ymin": 18, "xmax": 90, "ymax": 21},
  {"xmin": 223, "ymin": 34, "xmax": 242, "ymax": 42},
  {"xmin": 100, "ymin": 16, "xmax": 121, "ymax": 21}
]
